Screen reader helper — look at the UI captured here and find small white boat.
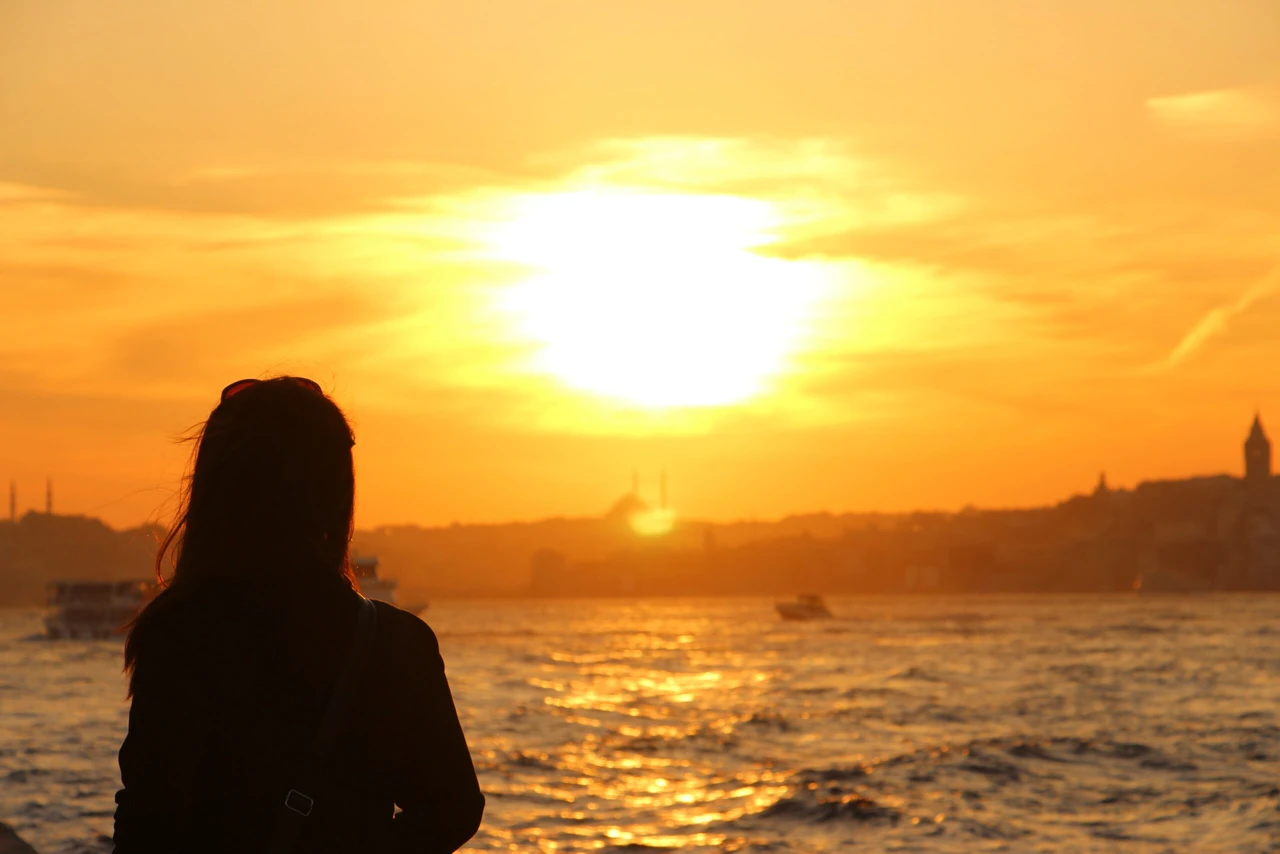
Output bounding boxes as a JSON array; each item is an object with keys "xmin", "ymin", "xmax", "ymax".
[
  {"xmin": 775, "ymin": 594, "xmax": 833, "ymax": 621},
  {"xmin": 44, "ymin": 580, "xmax": 156, "ymax": 639},
  {"xmin": 353, "ymin": 555, "xmax": 398, "ymax": 604}
]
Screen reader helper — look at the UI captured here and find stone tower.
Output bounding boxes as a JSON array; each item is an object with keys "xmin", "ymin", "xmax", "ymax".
[{"xmin": 1245, "ymin": 414, "xmax": 1272, "ymax": 483}]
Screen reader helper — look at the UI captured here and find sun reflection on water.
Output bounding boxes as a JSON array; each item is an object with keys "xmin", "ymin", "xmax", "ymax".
[{"xmin": 415, "ymin": 596, "xmax": 1280, "ymax": 853}]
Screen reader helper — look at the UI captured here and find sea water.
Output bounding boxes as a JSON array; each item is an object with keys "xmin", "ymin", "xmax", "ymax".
[{"xmin": 3, "ymin": 595, "xmax": 1280, "ymax": 853}]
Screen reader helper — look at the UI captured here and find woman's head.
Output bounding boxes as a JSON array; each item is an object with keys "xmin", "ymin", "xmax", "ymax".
[{"xmin": 158, "ymin": 376, "xmax": 357, "ymax": 588}]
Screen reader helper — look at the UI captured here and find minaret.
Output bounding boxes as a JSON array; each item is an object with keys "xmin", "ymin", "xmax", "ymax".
[
  {"xmin": 45, "ymin": 478, "xmax": 52, "ymax": 515},
  {"xmin": 1245, "ymin": 414, "xmax": 1272, "ymax": 484}
]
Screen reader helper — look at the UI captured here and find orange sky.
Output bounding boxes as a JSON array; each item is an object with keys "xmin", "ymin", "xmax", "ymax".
[{"xmin": 1, "ymin": 1, "xmax": 1278, "ymax": 529}]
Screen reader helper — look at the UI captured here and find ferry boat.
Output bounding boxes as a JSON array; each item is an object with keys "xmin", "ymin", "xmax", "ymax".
[
  {"xmin": 352, "ymin": 555, "xmax": 398, "ymax": 604},
  {"xmin": 775, "ymin": 594, "xmax": 833, "ymax": 621},
  {"xmin": 44, "ymin": 580, "xmax": 156, "ymax": 640}
]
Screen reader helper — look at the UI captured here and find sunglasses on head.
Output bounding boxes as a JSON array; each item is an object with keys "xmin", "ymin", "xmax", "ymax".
[{"xmin": 220, "ymin": 377, "xmax": 324, "ymax": 403}]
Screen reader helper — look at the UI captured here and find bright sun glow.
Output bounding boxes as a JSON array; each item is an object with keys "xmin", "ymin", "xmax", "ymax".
[
  {"xmin": 489, "ymin": 189, "xmax": 829, "ymax": 409},
  {"xmin": 629, "ymin": 506, "xmax": 676, "ymax": 537}
]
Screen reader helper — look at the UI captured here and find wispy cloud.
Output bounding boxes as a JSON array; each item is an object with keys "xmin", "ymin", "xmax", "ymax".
[
  {"xmin": 1162, "ymin": 267, "xmax": 1280, "ymax": 369},
  {"xmin": 1147, "ymin": 87, "xmax": 1280, "ymax": 141},
  {"xmin": 0, "ymin": 182, "xmax": 75, "ymax": 206}
]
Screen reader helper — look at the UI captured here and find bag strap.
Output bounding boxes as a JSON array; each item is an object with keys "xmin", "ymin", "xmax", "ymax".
[{"xmin": 265, "ymin": 595, "xmax": 378, "ymax": 854}]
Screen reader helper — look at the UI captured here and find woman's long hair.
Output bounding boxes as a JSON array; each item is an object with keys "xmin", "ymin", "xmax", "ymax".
[{"xmin": 124, "ymin": 376, "xmax": 357, "ymax": 690}]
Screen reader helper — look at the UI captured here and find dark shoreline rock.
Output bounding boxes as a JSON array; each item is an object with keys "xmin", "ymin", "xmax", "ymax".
[{"xmin": 0, "ymin": 823, "xmax": 39, "ymax": 854}]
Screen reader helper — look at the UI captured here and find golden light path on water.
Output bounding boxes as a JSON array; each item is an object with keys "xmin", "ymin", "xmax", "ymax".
[{"xmin": 486, "ymin": 187, "xmax": 835, "ymax": 410}]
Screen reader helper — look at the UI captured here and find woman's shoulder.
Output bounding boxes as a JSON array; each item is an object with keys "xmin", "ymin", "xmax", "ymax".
[
  {"xmin": 125, "ymin": 585, "xmax": 216, "ymax": 693},
  {"xmin": 130, "ymin": 585, "xmax": 198, "ymax": 645},
  {"xmin": 371, "ymin": 600, "xmax": 441, "ymax": 658}
]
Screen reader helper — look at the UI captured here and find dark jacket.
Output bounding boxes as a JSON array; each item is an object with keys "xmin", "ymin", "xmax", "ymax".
[{"xmin": 113, "ymin": 580, "xmax": 484, "ymax": 853}]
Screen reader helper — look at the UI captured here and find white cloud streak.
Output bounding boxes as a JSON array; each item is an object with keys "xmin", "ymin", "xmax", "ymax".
[
  {"xmin": 1163, "ymin": 267, "xmax": 1280, "ymax": 368},
  {"xmin": 1147, "ymin": 88, "xmax": 1280, "ymax": 141}
]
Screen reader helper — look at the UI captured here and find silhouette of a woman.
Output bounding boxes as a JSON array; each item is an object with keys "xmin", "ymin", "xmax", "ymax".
[{"xmin": 113, "ymin": 377, "xmax": 484, "ymax": 853}]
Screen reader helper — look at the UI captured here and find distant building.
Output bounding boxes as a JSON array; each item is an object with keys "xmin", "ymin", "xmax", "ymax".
[{"xmin": 1245, "ymin": 414, "xmax": 1271, "ymax": 483}]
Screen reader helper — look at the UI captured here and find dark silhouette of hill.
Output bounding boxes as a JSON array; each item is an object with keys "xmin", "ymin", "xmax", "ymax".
[
  {"xmin": 0, "ymin": 512, "xmax": 163, "ymax": 606},
  {"xmin": 351, "ymin": 510, "xmax": 661, "ymax": 601},
  {"xmin": 7, "ymin": 413, "xmax": 1280, "ymax": 605},
  {"xmin": 0, "ymin": 499, "xmax": 908, "ymax": 606}
]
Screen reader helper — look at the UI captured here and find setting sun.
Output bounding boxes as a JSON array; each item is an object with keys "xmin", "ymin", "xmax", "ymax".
[{"xmin": 488, "ymin": 189, "xmax": 831, "ymax": 409}]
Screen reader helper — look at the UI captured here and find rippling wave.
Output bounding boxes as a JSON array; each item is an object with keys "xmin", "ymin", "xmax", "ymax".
[{"xmin": 3, "ymin": 595, "xmax": 1280, "ymax": 852}]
